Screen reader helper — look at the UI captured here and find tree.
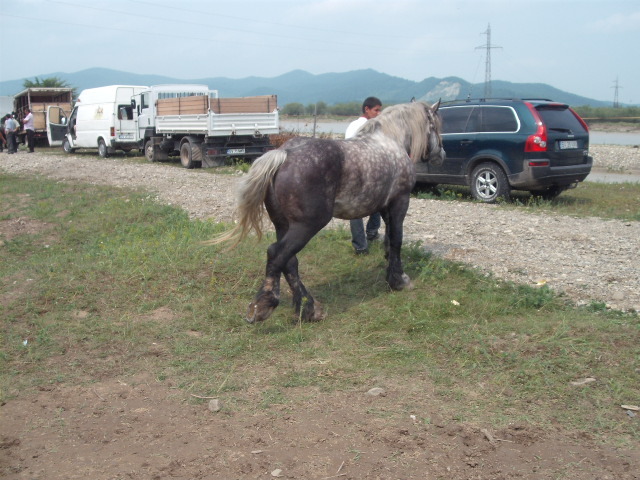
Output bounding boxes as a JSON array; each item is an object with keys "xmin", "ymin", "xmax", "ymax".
[
  {"xmin": 23, "ymin": 76, "xmax": 77, "ymax": 98},
  {"xmin": 281, "ymin": 102, "xmax": 305, "ymax": 115},
  {"xmin": 23, "ymin": 76, "xmax": 71, "ymax": 89}
]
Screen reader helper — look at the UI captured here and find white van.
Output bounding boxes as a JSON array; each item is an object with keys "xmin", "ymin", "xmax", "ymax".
[{"xmin": 61, "ymin": 85, "xmax": 148, "ymax": 157}]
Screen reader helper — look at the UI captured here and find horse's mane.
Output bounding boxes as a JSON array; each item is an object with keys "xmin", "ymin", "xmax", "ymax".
[{"xmin": 356, "ymin": 102, "xmax": 438, "ymax": 160}]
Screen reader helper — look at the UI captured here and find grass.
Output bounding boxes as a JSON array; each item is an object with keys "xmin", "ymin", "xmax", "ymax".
[
  {"xmin": 1, "ymin": 172, "xmax": 639, "ymax": 446},
  {"xmin": 413, "ymin": 180, "xmax": 640, "ymax": 222}
]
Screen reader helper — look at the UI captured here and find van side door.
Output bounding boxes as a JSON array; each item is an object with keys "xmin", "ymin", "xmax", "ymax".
[{"xmin": 46, "ymin": 105, "xmax": 70, "ymax": 147}]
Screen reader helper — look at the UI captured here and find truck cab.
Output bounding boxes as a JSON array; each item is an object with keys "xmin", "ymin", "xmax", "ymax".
[{"xmin": 132, "ymin": 84, "xmax": 214, "ymax": 162}]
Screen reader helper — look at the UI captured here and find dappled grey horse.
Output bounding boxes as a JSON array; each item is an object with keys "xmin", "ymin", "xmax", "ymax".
[{"xmin": 214, "ymin": 101, "xmax": 444, "ymax": 323}]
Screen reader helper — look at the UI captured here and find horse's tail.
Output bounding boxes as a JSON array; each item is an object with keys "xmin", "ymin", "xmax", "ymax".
[{"xmin": 208, "ymin": 149, "xmax": 288, "ymax": 247}]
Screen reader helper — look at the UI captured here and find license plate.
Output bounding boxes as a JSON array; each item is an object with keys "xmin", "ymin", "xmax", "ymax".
[
  {"xmin": 559, "ymin": 140, "xmax": 578, "ymax": 149},
  {"xmin": 118, "ymin": 133, "xmax": 133, "ymax": 140},
  {"xmin": 227, "ymin": 148, "xmax": 245, "ymax": 154}
]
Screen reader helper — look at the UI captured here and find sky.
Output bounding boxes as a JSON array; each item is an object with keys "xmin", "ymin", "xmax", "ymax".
[{"xmin": 0, "ymin": 0, "xmax": 638, "ymax": 104}]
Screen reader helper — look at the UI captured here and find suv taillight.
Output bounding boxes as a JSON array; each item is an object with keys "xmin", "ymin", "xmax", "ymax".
[{"xmin": 524, "ymin": 102, "xmax": 547, "ymax": 152}]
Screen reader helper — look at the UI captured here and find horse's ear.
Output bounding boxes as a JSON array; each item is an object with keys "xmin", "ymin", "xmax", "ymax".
[
  {"xmin": 410, "ymin": 97, "xmax": 416, "ymax": 103},
  {"xmin": 432, "ymin": 99, "xmax": 441, "ymax": 112}
]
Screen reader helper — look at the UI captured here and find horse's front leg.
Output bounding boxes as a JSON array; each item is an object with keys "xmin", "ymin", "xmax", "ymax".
[
  {"xmin": 283, "ymin": 255, "xmax": 325, "ymax": 322},
  {"xmin": 384, "ymin": 201, "xmax": 414, "ymax": 291}
]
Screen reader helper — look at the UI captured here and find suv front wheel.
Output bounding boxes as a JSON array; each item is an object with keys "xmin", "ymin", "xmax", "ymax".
[{"xmin": 470, "ymin": 162, "xmax": 510, "ymax": 203}]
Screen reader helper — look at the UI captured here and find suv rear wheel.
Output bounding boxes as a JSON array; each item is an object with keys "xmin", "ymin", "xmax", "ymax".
[{"xmin": 470, "ymin": 162, "xmax": 510, "ymax": 203}]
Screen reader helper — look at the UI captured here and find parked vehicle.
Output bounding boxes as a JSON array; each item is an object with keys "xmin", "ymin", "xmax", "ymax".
[
  {"xmin": 59, "ymin": 85, "xmax": 148, "ymax": 157},
  {"xmin": 415, "ymin": 98, "xmax": 593, "ymax": 202},
  {"xmin": 133, "ymin": 84, "xmax": 279, "ymax": 168},
  {"xmin": 13, "ymin": 87, "xmax": 74, "ymax": 146}
]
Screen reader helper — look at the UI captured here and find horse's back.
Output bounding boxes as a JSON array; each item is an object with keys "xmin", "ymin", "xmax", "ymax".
[
  {"xmin": 265, "ymin": 137, "xmax": 345, "ymax": 223},
  {"xmin": 274, "ymin": 134, "xmax": 415, "ymax": 221}
]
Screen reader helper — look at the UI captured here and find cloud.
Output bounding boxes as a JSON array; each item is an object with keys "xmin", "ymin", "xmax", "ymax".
[{"xmin": 589, "ymin": 11, "xmax": 640, "ymax": 33}]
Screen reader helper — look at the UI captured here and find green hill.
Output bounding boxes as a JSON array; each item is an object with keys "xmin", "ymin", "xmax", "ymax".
[{"xmin": 0, "ymin": 68, "xmax": 615, "ymax": 107}]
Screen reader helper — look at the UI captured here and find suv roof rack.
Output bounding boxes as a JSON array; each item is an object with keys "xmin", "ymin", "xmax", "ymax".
[{"xmin": 442, "ymin": 97, "xmax": 555, "ymax": 105}]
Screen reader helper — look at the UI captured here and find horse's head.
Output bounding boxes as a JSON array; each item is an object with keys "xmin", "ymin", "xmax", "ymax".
[
  {"xmin": 421, "ymin": 101, "xmax": 445, "ymax": 166},
  {"xmin": 358, "ymin": 101, "xmax": 445, "ymax": 165}
]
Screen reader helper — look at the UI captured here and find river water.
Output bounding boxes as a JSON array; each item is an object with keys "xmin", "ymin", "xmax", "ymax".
[{"xmin": 590, "ymin": 132, "xmax": 640, "ymax": 146}]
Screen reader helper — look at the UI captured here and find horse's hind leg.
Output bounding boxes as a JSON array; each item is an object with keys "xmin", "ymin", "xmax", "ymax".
[
  {"xmin": 247, "ymin": 223, "xmax": 325, "ymax": 323},
  {"xmin": 246, "ymin": 240, "xmax": 283, "ymax": 323},
  {"xmin": 283, "ymin": 255, "xmax": 324, "ymax": 322}
]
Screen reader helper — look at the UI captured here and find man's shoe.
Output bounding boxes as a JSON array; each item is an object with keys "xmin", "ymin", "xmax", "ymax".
[
  {"xmin": 354, "ymin": 248, "xmax": 369, "ymax": 255},
  {"xmin": 366, "ymin": 232, "xmax": 379, "ymax": 241}
]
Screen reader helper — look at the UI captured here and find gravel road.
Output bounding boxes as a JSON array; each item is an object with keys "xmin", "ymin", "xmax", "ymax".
[{"xmin": 2, "ymin": 144, "xmax": 639, "ymax": 312}]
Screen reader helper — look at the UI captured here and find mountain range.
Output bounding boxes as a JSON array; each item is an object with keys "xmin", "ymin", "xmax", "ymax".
[{"xmin": 0, "ymin": 67, "xmax": 613, "ymax": 108}]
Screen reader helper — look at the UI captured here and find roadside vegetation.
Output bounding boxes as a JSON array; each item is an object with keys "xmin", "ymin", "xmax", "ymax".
[
  {"xmin": 574, "ymin": 105, "xmax": 640, "ymax": 125},
  {"xmin": 1, "ymin": 173, "xmax": 638, "ymax": 445},
  {"xmin": 413, "ymin": 181, "xmax": 640, "ymax": 222}
]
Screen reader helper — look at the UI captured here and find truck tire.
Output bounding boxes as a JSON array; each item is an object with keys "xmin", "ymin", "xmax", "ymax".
[
  {"xmin": 62, "ymin": 138, "xmax": 75, "ymax": 154},
  {"xmin": 470, "ymin": 162, "xmax": 510, "ymax": 203},
  {"xmin": 98, "ymin": 138, "xmax": 109, "ymax": 158},
  {"xmin": 180, "ymin": 142, "xmax": 195, "ymax": 168},
  {"xmin": 180, "ymin": 141, "xmax": 202, "ymax": 169},
  {"xmin": 145, "ymin": 140, "xmax": 155, "ymax": 162}
]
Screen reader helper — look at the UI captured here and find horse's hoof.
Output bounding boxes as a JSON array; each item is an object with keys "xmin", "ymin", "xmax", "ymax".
[
  {"xmin": 389, "ymin": 273, "xmax": 414, "ymax": 291},
  {"xmin": 245, "ymin": 302, "xmax": 274, "ymax": 323},
  {"xmin": 308, "ymin": 301, "xmax": 326, "ymax": 322},
  {"xmin": 401, "ymin": 273, "xmax": 414, "ymax": 290},
  {"xmin": 298, "ymin": 300, "xmax": 325, "ymax": 322},
  {"xmin": 245, "ymin": 303, "xmax": 258, "ymax": 324}
]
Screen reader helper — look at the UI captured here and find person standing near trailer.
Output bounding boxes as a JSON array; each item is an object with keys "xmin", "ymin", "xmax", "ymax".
[{"xmin": 22, "ymin": 107, "xmax": 35, "ymax": 152}]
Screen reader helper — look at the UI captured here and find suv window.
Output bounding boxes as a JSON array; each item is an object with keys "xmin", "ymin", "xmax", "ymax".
[
  {"xmin": 440, "ymin": 106, "xmax": 518, "ymax": 134},
  {"xmin": 479, "ymin": 107, "xmax": 518, "ymax": 132},
  {"xmin": 440, "ymin": 106, "xmax": 475, "ymax": 134}
]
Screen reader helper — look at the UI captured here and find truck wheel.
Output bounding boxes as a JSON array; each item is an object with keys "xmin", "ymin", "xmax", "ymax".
[
  {"xmin": 180, "ymin": 142, "xmax": 202, "ymax": 168},
  {"xmin": 145, "ymin": 140, "xmax": 155, "ymax": 162},
  {"xmin": 98, "ymin": 138, "xmax": 109, "ymax": 158},
  {"xmin": 470, "ymin": 162, "xmax": 510, "ymax": 203},
  {"xmin": 62, "ymin": 138, "xmax": 75, "ymax": 154}
]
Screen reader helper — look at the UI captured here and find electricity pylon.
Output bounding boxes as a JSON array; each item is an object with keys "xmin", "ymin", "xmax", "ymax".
[
  {"xmin": 612, "ymin": 77, "xmax": 622, "ymax": 108},
  {"xmin": 476, "ymin": 23, "xmax": 502, "ymax": 98}
]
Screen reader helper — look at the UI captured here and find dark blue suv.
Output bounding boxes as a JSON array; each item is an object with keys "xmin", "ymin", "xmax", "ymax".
[{"xmin": 415, "ymin": 98, "xmax": 593, "ymax": 202}]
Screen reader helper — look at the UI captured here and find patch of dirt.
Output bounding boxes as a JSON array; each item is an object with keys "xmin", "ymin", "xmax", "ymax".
[
  {"xmin": 0, "ymin": 217, "xmax": 54, "ymax": 243},
  {"xmin": 1, "ymin": 375, "xmax": 638, "ymax": 479}
]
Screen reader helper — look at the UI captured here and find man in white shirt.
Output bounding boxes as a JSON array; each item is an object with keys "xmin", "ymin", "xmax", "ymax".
[
  {"xmin": 345, "ymin": 96, "xmax": 383, "ymax": 254},
  {"xmin": 22, "ymin": 108, "xmax": 35, "ymax": 152}
]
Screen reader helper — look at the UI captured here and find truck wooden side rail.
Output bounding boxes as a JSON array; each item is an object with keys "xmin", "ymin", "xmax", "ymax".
[{"xmin": 143, "ymin": 89, "xmax": 279, "ymax": 168}]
